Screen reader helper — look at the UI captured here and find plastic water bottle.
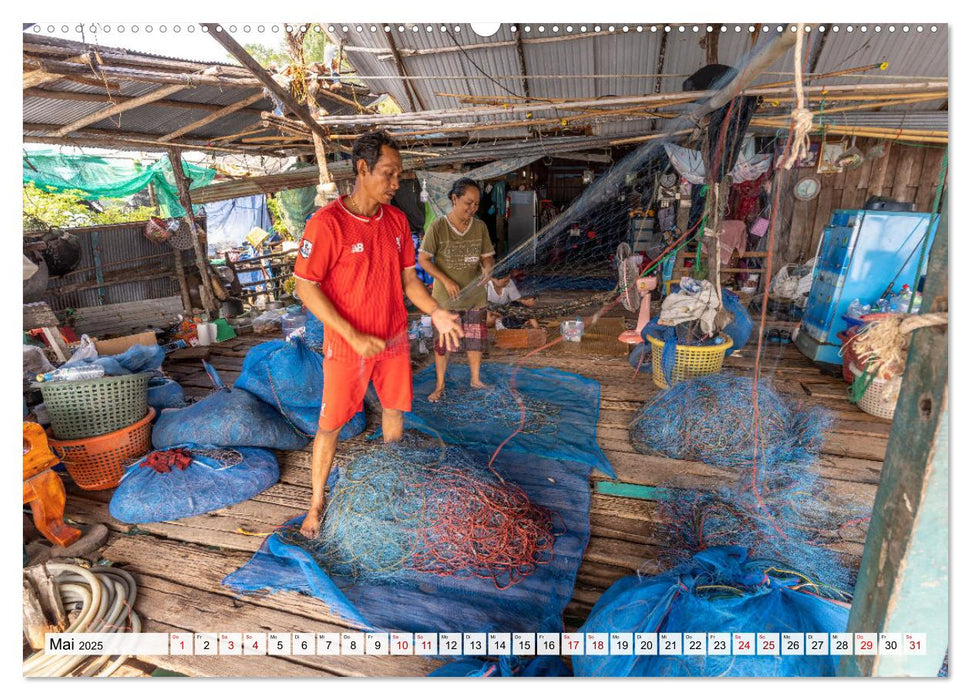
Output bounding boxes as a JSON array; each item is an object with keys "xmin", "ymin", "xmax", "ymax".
[
  {"xmin": 36, "ymin": 365, "xmax": 105, "ymax": 383},
  {"xmin": 847, "ymin": 299, "xmax": 864, "ymax": 319}
]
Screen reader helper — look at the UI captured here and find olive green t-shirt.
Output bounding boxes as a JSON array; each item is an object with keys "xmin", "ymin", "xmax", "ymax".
[{"xmin": 419, "ymin": 216, "xmax": 495, "ymax": 310}]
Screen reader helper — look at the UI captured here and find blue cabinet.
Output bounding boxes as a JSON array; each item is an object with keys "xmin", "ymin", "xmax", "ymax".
[{"xmin": 795, "ymin": 209, "xmax": 938, "ymax": 365}]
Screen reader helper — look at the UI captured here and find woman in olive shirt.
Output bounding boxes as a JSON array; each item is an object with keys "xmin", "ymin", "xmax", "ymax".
[{"xmin": 418, "ymin": 178, "xmax": 495, "ymax": 402}]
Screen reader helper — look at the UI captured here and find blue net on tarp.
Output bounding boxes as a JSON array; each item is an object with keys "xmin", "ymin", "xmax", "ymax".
[
  {"xmin": 223, "ymin": 433, "xmax": 592, "ymax": 633},
  {"xmin": 109, "ymin": 445, "xmax": 279, "ymax": 524},
  {"xmin": 629, "ymin": 374, "xmax": 829, "ymax": 470},
  {"xmin": 147, "ymin": 377, "xmax": 186, "ymax": 410},
  {"xmin": 234, "ymin": 337, "xmax": 365, "ymax": 440},
  {"xmin": 574, "ymin": 546, "xmax": 850, "ymax": 677},
  {"xmin": 429, "ymin": 656, "xmax": 572, "ymax": 677},
  {"xmin": 404, "ymin": 363, "xmax": 614, "ymax": 478},
  {"xmin": 152, "ymin": 387, "xmax": 309, "ymax": 450}
]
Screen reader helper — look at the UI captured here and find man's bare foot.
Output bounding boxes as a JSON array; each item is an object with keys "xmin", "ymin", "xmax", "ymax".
[
  {"xmin": 299, "ymin": 505, "xmax": 324, "ymax": 539},
  {"xmin": 428, "ymin": 386, "xmax": 445, "ymax": 402},
  {"xmin": 470, "ymin": 381, "xmax": 490, "ymax": 390}
]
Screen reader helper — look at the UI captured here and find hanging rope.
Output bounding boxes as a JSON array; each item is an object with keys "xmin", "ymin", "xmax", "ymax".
[{"xmin": 783, "ymin": 25, "xmax": 814, "ymax": 171}]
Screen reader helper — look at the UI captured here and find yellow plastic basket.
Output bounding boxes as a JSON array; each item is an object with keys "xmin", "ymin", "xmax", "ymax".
[{"xmin": 645, "ymin": 333, "xmax": 734, "ymax": 388}]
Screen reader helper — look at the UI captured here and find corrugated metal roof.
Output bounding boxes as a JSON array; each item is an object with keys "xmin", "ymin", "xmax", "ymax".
[
  {"xmin": 23, "ymin": 34, "xmax": 376, "ymax": 152},
  {"xmin": 331, "ymin": 23, "xmax": 948, "ymax": 139}
]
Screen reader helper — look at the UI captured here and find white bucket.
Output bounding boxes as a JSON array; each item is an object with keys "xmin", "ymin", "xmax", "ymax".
[{"xmin": 196, "ymin": 322, "xmax": 215, "ymax": 346}]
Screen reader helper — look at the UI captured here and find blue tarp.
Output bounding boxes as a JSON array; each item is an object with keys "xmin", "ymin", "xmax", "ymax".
[
  {"xmin": 201, "ymin": 195, "xmax": 274, "ymax": 251},
  {"xmin": 402, "ymin": 363, "xmax": 615, "ymax": 478},
  {"xmin": 575, "ymin": 546, "xmax": 850, "ymax": 677},
  {"xmin": 223, "ymin": 449, "xmax": 592, "ymax": 634}
]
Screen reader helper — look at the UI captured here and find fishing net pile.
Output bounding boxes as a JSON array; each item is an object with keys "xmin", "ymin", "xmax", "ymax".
[
  {"xmin": 281, "ymin": 435, "xmax": 564, "ymax": 589},
  {"xmin": 419, "ymin": 385, "xmax": 561, "ymax": 436},
  {"xmin": 629, "ymin": 374, "xmax": 830, "ymax": 469}
]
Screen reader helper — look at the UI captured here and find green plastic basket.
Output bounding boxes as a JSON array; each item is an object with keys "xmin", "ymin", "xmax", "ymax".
[{"xmin": 37, "ymin": 372, "xmax": 150, "ymax": 440}]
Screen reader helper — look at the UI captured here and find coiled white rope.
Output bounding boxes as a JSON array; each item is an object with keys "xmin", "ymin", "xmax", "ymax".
[
  {"xmin": 23, "ymin": 564, "xmax": 141, "ymax": 677},
  {"xmin": 784, "ymin": 24, "xmax": 815, "ymax": 171}
]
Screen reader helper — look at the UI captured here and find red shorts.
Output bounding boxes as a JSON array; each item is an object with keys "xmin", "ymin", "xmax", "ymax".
[{"xmin": 320, "ymin": 353, "xmax": 412, "ymax": 432}]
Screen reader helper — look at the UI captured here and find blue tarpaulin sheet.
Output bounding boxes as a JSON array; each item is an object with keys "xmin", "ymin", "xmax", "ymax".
[
  {"xmin": 223, "ymin": 449, "xmax": 592, "ymax": 634},
  {"xmin": 403, "ymin": 363, "xmax": 615, "ymax": 478}
]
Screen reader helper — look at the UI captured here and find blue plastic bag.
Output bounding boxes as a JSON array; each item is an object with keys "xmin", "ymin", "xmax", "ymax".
[
  {"xmin": 152, "ymin": 387, "xmax": 309, "ymax": 450},
  {"xmin": 109, "ymin": 445, "xmax": 279, "ymax": 524},
  {"xmin": 721, "ymin": 289, "xmax": 753, "ymax": 354},
  {"xmin": 235, "ymin": 338, "xmax": 365, "ymax": 440}
]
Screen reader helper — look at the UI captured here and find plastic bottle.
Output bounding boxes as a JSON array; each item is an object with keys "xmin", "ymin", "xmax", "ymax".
[
  {"xmin": 847, "ymin": 299, "xmax": 864, "ymax": 319},
  {"xmin": 36, "ymin": 365, "xmax": 106, "ymax": 383}
]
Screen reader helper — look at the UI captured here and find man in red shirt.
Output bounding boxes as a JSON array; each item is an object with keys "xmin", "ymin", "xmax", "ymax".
[{"xmin": 294, "ymin": 131, "xmax": 463, "ymax": 538}]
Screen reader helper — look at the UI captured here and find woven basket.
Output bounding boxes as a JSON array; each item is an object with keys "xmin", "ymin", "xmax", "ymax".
[
  {"xmin": 48, "ymin": 408, "xmax": 155, "ymax": 491},
  {"xmin": 38, "ymin": 372, "xmax": 149, "ymax": 440},
  {"xmin": 646, "ymin": 333, "xmax": 734, "ymax": 389},
  {"xmin": 167, "ymin": 219, "xmax": 195, "ymax": 250},
  {"xmin": 850, "ymin": 363, "xmax": 901, "ymax": 420}
]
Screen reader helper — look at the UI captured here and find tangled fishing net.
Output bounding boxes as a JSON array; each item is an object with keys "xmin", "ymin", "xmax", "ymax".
[
  {"xmin": 629, "ymin": 374, "xmax": 831, "ymax": 470},
  {"xmin": 420, "ymin": 385, "xmax": 561, "ymax": 436},
  {"xmin": 281, "ymin": 435, "xmax": 563, "ymax": 589}
]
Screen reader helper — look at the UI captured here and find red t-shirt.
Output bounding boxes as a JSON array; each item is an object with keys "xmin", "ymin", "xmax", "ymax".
[{"xmin": 294, "ymin": 197, "xmax": 416, "ymax": 362}]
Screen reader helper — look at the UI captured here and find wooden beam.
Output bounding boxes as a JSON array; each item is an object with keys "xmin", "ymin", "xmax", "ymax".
[
  {"xmin": 24, "ymin": 56, "xmax": 260, "ymax": 88},
  {"xmin": 24, "ymin": 128, "xmax": 287, "ymax": 156},
  {"xmin": 25, "ymin": 87, "xmax": 266, "ymax": 116},
  {"xmin": 841, "ymin": 196, "xmax": 948, "ymax": 677},
  {"xmin": 22, "ymin": 68, "xmax": 60, "ymax": 89},
  {"xmin": 515, "ymin": 33, "xmax": 531, "ymax": 100},
  {"xmin": 200, "ymin": 23, "xmax": 332, "ymax": 142},
  {"xmin": 167, "ymin": 148, "xmax": 217, "ymax": 315},
  {"xmin": 808, "ymin": 25, "xmax": 832, "ymax": 74},
  {"xmin": 384, "ymin": 27, "xmax": 426, "ymax": 112},
  {"xmin": 52, "ymin": 83, "xmax": 190, "ymax": 137},
  {"xmin": 159, "ymin": 91, "xmax": 264, "ymax": 142}
]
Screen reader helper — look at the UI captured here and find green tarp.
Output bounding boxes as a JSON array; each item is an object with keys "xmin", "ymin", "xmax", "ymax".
[{"xmin": 23, "ymin": 150, "xmax": 217, "ymax": 217}]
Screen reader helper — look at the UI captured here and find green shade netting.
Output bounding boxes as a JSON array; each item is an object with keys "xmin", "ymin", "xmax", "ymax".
[
  {"xmin": 277, "ymin": 163, "xmax": 318, "ymax": 237},
  {"xmin": 23, "ymin": 150, "xmax": 217, "ymax": 217}
]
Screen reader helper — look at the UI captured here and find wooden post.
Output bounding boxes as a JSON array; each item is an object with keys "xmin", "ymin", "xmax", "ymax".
[
  {"xmin": 172, "ymin": 248, "xmax": 193, "ymax": 313},
  {"xmin": 840, "ymin": 194, "xmax": 948, "ymax": 677},
  {"xmin": 166, "ymin": 148, "xmax": 217, "ymax": 315}
]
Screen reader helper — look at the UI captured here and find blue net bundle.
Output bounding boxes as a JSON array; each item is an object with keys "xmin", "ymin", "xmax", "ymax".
[
  {"xmin": 279, "ymin": 435, "xmax": 564, "ymax": 589},
  {"xmin": 109, "ymin": 445, "xmax": 279, "ymax": 524},
  {"xmin": 234, "ymin": 337, "xmax": 365, "ymax": 440},
  {"xmin": 152, "ymin": 387, "xmax": 309, "ymax": 450},
  {"xmin": 430, "ymin": 656, "xmax": 571, "ymax": 677},
  {"xmin": 575, "ymin": 546, "xmax": 850, "ymax": 677},
  {"xmin": 629, "ymin": 374, "xmax": 830, "ymax": 470},
  {"xmin": 147, "ymin": 376, "xmax": 186, "ymax": 411},
  {"xmin": 418, "ymin": 384, "xmax": 561, "ymax": 437}
]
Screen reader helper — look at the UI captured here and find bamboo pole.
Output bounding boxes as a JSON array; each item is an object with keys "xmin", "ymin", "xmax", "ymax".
[
  {"xmin": 24, "ymin": 56, "xmax": 260, "ymax": 88},
  {"xmin": 159, "ymin": 91, "xmax": 265, "ymax": 142},
  {"xmin": 25, "ymin": 87, "xmax": 266, "ymax": 115}
]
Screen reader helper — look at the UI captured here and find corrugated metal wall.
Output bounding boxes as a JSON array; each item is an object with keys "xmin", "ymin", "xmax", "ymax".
[{"xmin": 39, "ymin": 220, "xmax": 198, "ymax": 311}]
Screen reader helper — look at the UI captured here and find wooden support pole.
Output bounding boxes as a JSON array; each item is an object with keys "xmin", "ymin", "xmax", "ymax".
[
  {"xmin": 201, "ymin": 24, "xmax": 332, "ymax": 143},
  {"xmin": 384, "ymin": 28, "xmax": 427, "ymax": 112},
  {"xmin": 840, "ymin": 194, "xmax": 948, "ymax": 677},
  {"xmin": 515, "ymin": 34, "xmax": 531, "ymax": 100},
  {"xmin": 166, "ymin": 148, "xmax": 216, "ymax": 315},
  {"xmin": 172, "ymin": 248, "xmax": 193, "ymax": 313},
  {"xmin": 159, "ymin": 91, "xmax": 264, "ymax": 142}
]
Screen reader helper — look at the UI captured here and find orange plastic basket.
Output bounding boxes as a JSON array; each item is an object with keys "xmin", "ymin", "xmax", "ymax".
[{"xmin": 48, "ymin": 408, "xmax": 155, "ymax": 491}]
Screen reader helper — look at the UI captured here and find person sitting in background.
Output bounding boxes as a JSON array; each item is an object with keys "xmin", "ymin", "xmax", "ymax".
[{"xmin": 486, "ymin": 273, "xmax": 540, "ymax": 330}]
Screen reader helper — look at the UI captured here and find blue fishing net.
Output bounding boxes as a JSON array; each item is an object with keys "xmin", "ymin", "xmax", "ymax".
[
  {"xmin": 223, "ymin": 434, "xmax": 592, "ymax": 633},
  {"xmin": 109, "ymin": 445, "xmax": 279, "ymax": 524},
  {"xmin": 629, "ymin": 374, "xmax": 830, "ymax": 470},
  {"xmin": 152, "ymin": 387, "xmax": 309, "ymax": 450},
  {"xmin": 147, "ymin": 377, "xmax": 186, "ymax": 411},
  {"xmin": 517, "ymin": 275, "xmax": 617, "ymax": 294},
  {"xmin": 429, "ymin": 656, "xmax": 571, "ymax": 677},
  {"xmin": 574, "ymin": 546, "xmax": 850, "ymax": 677},
  {"xmin": 234, "ymin": 338, "xmax": 365, "ymax": 440},
  {"xmin": 404, "ymin": 363, "xmax": 614, "ymax": 478}
]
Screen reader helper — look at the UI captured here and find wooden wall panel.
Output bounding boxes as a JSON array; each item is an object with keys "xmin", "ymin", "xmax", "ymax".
[{"xmin": 776, "ymin": 140, "xmax": 946, "ymax": 265}]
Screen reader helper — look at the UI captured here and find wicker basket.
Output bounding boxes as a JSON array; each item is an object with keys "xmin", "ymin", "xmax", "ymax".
[
  {"xmin": 850, "ymin": 364, "xmax": 901, "ymax": 420},
  {"xmin": 37, "ymin": 372, "xmax": 149, "ymax": 440},
  {"xmin": 645, "ymin": 334, "xmax": 734, "ymax": 389},
  {"xmin": 48, "ymin": 408, "xmax": 155, "ymax": 490}
]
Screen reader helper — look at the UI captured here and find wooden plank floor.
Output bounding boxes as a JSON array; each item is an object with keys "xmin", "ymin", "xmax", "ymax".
[{"xmin": 62, "ymin": 322, "xmax": 888, "ymax": 677}]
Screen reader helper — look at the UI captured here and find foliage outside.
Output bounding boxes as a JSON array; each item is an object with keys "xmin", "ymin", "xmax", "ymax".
[{"xmin": 23, "ymin": 182, "xmax": 156, "ymax": 231}]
